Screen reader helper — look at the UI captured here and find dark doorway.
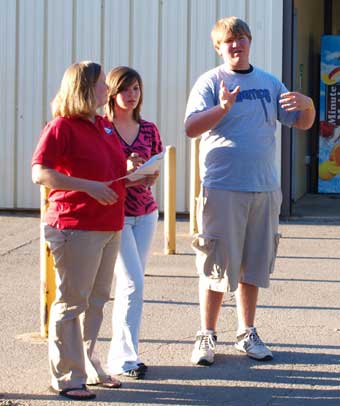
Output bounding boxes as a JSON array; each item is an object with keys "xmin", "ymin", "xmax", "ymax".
[{"xmin": 281, "ymin": 0, "xmax": 340, "ymax": 219}]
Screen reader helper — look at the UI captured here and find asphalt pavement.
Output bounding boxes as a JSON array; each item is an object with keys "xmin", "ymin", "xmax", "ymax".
[{"xmin": 0, "ymin": 212, "xmax": 340, "ymax": 406}]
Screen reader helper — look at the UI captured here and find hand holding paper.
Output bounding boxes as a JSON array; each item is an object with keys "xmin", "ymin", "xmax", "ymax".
[
  {"xmin": 114, "ymin": 151, "xmax": 165, "ymax": 182},
  {"xmin": 127, "ymin": 151, "xmax": 165, "ymax": 181}
]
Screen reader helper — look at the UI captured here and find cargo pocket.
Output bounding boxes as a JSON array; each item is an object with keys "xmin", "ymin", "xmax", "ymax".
[
  {"xmin": 192, "ymin": 234, "xmax": 227, "ymax": 279},
  {"xmin": 269, "ymin": 233, "xmax": 281, "ymax": 273}
]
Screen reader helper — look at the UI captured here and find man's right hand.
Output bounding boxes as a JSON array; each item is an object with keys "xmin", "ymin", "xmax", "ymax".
[
  {"xmin": 219, "ymin": 81, "xmax": 240, "ymax": 111},
  {"xmin": 185, "ymin": 81, "xmax": 241, "ymax": 138}
]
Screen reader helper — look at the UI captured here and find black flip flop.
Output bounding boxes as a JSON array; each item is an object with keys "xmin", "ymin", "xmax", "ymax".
[{"xmin": 50, "ymin": 384, "xmax": 96, "ymax": 400}]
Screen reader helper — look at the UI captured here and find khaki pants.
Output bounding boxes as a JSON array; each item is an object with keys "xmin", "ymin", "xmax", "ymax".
[{"xmin": 45, "ymin": 225, "xmax": 121, "ymax": 390}]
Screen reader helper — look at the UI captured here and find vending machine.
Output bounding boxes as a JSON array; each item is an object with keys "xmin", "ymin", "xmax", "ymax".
[{"xmin": 318, "ymin": 35, "xmax": 340, "ymax": 193}]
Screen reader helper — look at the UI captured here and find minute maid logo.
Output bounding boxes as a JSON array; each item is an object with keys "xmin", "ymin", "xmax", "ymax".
[
  {"xmin": 321, "ymin": 46, "xmax": 340, "ymax": 128},
  {"xmin": 321, "ymin": 66, "xmax": 340, "ymax": 85},
  {"xmin": 104, "ymin": 127, "xmax": 113, "ymax": 135}
]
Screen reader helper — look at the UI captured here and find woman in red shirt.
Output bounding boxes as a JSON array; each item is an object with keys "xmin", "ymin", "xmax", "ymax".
[
  {"xmin": 105, "ymin": 66, "xmax": 163, "ymax": 379},
  {"xmin": 32, "ymin": 61, "xmax": 126, "ymax": 400}
]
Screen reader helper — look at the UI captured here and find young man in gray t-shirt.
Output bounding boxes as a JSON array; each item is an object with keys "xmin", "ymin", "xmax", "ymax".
[{"xmin": 185, "ymin": 16, "xmax": 315, "ymax": 365}]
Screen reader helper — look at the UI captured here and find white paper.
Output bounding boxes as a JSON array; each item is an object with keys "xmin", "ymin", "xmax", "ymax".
[{"xmin": 114, "ymin": 151, "xmax": 165, "ymax": 182}]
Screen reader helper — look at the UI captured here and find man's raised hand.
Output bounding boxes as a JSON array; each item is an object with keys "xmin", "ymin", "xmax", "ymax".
[{"xmin": 219, "ymin": 81, "xmax": 240, "ymax": 111}]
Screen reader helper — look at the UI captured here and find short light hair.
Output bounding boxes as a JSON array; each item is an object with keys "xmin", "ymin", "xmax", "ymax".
[
  {"xmin": 52, "ymin": 61, "xmax": 102, "ymax": 118},
  {"xmin": 211, "ymin": 16, "xmax": 252, "ymax": 50},
  {"xmin": 105, "ymin": 66, "xmax": 143, "ymax": 123}
]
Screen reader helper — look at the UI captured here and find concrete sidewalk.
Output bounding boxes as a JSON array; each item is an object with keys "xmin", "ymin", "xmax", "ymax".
[{"xmin": 0, "ymin": 212, "xmax": 340, "ymax": 405}]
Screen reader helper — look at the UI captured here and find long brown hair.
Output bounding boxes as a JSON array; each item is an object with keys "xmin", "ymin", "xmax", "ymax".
[
  {"xmin": 105, "ymin": 66, "xmax": 143, "ymax": 122},
  {"xmin": 52, "ymin": 61, "xmax": 102, "ymax": 118}
]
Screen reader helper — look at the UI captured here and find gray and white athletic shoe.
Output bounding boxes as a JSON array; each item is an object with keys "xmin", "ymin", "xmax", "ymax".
[
  {"xmin": 235, "ymin": 327, "xmax": 273, "ymax": 361},
  {"xmin": 191, "ymin": 330, "xmax": 217, "ymax": 366}
]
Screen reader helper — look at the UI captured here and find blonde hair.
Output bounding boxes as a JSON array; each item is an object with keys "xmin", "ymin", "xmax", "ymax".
[
  {"xmin": 105, "ymin": 66, "xmax": 143, "ymax": 122},
  {"xmin": 52, "ymin": 61, "xmax": 102, "ymax": 118},
  {"xmin": 211, "ymin": 16, "xmax": 252, "ymax": 50}
]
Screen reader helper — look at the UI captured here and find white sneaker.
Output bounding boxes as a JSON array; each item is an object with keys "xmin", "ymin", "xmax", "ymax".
[
  {"xmin": 191, "ymin": 330, "xmax": 217, "ymax": 366},
  {"xmin": 235, "ymin": 327, "xmax": 273, "ymax": 361}
]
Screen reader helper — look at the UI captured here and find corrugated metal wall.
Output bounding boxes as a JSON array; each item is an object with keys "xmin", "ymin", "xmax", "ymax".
[{"xmin": 0, "ymin": 0, "xmax": 283, "ymax": 211}]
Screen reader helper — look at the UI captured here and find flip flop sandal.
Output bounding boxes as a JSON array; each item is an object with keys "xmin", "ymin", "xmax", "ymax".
[
  {"xmin": 50, "ymin": 384, "xmax": 96, "ymax": 400},
  {"xmin": 88, "ymin": 376, "xmax": 122, "ymax": 389}
]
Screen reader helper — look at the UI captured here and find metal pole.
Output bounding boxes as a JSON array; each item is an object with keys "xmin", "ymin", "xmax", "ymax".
[
  {"xmin": 40, "ymin": 186, "xmax": 55, "ymax": 338},
  {"xmin": 189, "ymin": 137, "xmax": 201, "ymax": 235},
  {"xmin": 164, "ymin": 145, "xmax": 176, "ymax": 254}
]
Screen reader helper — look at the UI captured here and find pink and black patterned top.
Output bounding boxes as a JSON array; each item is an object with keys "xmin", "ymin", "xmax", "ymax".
[{"xmin": 115, "ymin": 119, "xmax": 163, "ymax": 217}]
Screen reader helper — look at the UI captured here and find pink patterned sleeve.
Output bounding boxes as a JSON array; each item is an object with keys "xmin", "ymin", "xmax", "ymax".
[{"xmin": 151, "ymin": 123, "xmax": 163, "ymax": 156}]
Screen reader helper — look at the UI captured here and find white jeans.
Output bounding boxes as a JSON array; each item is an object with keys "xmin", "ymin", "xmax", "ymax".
[{"xmin": 107, "ymin": 210, "xmax": 158, "ymax": 374}]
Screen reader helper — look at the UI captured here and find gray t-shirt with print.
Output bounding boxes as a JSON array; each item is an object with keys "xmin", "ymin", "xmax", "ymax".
[{"xmin": 185, "ymin": 65, "xmax": 299, "ymax": 192}]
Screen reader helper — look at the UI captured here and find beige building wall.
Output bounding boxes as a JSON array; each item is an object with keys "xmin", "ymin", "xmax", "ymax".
[{"xmin": 0, "ymin": 0, "xmax": 283, "ymax": 211}]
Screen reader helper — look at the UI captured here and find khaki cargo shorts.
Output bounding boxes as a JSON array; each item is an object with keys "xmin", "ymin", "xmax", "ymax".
[{"xmin": 192, "ymin": 187, "xmax": 282, "ymax": 292}]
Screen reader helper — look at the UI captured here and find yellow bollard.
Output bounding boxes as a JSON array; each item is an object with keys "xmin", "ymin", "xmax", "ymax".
[
  {"xmin": 189, "ymin": 138, "xmax": 201, "ymax": 235},
  {"xmin": 40, "ymin": 186, "xmax": 55, "ymax": 338},
  {"xmin": 164, "ymin": 145, "xmax": 176, "ymax": 254}
]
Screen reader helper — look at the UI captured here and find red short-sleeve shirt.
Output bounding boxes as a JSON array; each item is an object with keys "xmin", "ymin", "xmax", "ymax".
[{"xmin": 32, "ymin": 116, "xmax": 127, "ymax": 231}]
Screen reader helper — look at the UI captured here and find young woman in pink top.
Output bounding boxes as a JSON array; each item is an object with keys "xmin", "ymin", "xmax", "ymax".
[{"xmin": 105, "ymin": 66, "xmax": 163, "ymax": 379}]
